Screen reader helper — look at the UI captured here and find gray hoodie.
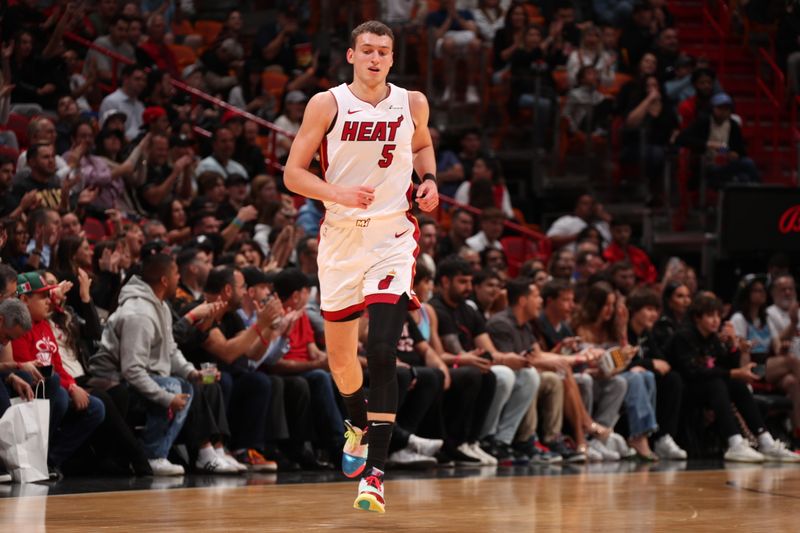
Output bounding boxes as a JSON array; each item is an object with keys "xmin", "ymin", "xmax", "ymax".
[{"xmin": 89, "ymin": 275, "xmax": 195, "ymax": 407}]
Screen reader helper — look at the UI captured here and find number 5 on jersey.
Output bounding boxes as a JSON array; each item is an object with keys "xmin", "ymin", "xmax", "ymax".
[{"xmin": 378, "ymin": 144, "xmax": 396, "ymax": 168}]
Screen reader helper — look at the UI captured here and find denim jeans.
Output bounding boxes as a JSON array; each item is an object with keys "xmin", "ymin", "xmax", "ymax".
[
  {"xmin": 482, "ymin": 366, "xmax": 540, "ymax": 445},
  {"xmin": 138, "ymin": 375, "xmax": 193, "ymax": 459},
  {"xmin": 302, "ymin": 369, "xmax": 344, "ymax": 447},
  {"xmin": 620, "ymin": 370, "xmax": 658, "ymax": 438}
]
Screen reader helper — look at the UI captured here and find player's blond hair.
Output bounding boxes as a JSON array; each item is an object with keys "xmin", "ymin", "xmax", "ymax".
[{"xmin": 349, "ymin": 20, "xmax": 394, "ymax": 49}]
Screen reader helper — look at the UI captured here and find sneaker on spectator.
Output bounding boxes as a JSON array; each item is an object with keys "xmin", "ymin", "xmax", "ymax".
[
  {"xmin": 149, "ymin": 458, "xmax": 185, "ymax": 476},
  {"xmin": 0, "ymin": 473, "xmax": 10, "ymax": 483},
  {"xmin": 527, "ymin": 441, "xmax": 563, "ymax": 465},
  {"xmin": 654, "ymin": 434, "xmax": 688, "ymax": 460},
  {"xmin": 387, "ymin": 447, "xmax": 437, "ymax": 469},
  {"xmin": 605, "ymin": 433, "xmax": 637, "ymax": 459},
  {"xmin": 456, "ymin": 442, "xmax": 487, "ymax": 465},
  {"xmin": 545, "ymin": 435, "xmax": 583, "ymax": 463},
  {"xmin": 217, "ymin": 448, "xmax": 248, "ymax": 472},
  {"xmin": 196, "ymin": 454, "xmax": 239, "ymax": 474},
  {"xmin": 234, "ymin": 448, "xmax": 278, "ymax": 472},
  {"xmin": 265, "ymin": 447, "xmax": 301, "ymax": 472},
  {"xmin": 469, "ymin": 442, "xmax": 499, "ymax": 466},
  {"xmin": 465, "ymin": 85, "xmax": 480, "ymax": 104},
  {"xmin": 759, "ymin": 440, "xmax": 800, "ymax": 463},
  {"xmin": 724, "ymin": 441, "xmax": 765, "ymax": 463},
  {"xmin": 441, "ymin": 447, "xmax": 477, "ymax": 467},
  {"xmin": 408, "ymin": 434, "xmax": 444, "ymax": 457},
  {"xmin": 589, "ymin": 439, "xmax": 620, "ymax": 461}
]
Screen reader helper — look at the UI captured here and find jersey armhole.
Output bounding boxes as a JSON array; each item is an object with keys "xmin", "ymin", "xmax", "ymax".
[
  {"xmin": 406, "ymin": 90, "xmax": 416, "ymax": 131},
  {"xmin": 326, "ymin": 90, "xmax": 339, "ymax": 136}
]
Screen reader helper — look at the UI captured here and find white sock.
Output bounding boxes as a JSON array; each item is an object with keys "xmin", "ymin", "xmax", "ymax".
[
  {"xmin": 728, "ymin": 434, "xmax": 745, "ymax": 449},
  {"xmin": 198, "ymin": 445, "xmax": 217, "ymax": 463},
  {"xmin": 757, "ymin": 432, "xmax": 776, "ymax": 449}
]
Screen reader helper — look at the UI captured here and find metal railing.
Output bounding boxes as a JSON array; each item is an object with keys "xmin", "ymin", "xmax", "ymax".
[{"xmin": 63, "ymin": 31, "xmax": 294, "ymax": 173}]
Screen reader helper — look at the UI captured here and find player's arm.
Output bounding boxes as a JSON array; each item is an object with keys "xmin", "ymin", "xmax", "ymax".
[
  {"xmin": 284, "ymin": 92, "xmax": 375, "ymax": 209},
  {"xmin": 409, "ymin": 91, "xmax": 439, "ymax": 212}
]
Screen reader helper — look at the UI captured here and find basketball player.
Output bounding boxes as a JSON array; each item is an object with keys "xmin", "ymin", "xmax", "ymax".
[{"xmin": 284, "ymin": 20, "xmax": 439, "ymax": 513}]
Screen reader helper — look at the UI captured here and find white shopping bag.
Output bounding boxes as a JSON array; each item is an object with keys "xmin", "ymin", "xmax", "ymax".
[{"xmin": 0, "ymin": 382, "xmax": 50, "ymax": 483}]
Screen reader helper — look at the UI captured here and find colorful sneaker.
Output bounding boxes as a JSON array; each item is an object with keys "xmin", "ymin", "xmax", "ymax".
[
  {"xmin": 342, "ymin": 420, "xmax": 368, "ymax": 478},
  {"xmin": 353, "ymin": 467, "xmax": 386, "ymax": 513},
  {"xmin": 234, "ymin": 448, "xmax": 278, "ymax": 472}
]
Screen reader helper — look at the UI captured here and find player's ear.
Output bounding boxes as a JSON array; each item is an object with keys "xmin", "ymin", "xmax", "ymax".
[{"xmin": 346, "ymin": 48, "xmax": 354, "ymax": 65}]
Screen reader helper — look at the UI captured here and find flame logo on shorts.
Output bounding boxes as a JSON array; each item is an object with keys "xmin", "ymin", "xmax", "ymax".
[{"xmin": 378, "ymin": 271, "xmax": 396, "ymax": 290}]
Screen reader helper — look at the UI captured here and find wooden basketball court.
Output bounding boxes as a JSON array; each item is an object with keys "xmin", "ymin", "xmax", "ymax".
[{"xmin": 2, "ymin": 465, "xmax": 799, "ymax": 531}]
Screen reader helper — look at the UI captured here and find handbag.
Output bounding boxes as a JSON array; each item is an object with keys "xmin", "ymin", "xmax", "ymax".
[{"xmin": 0, "ymin": 381, "xmax": 51, "ymax": 483}]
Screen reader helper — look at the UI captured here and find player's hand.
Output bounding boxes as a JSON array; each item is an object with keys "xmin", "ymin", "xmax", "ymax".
[
  {"xmin": 334, "ymin": 184, "xmax": 375, "ymax": 209},
  {"xmin": 416, "ymin": 180, "xmax": 439, "ymax": 212}
]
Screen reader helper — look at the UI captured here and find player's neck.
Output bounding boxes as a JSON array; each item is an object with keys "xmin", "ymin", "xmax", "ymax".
[{"xmin": 348, "ymin": 79, "xmax": 389, "ymax": 106}]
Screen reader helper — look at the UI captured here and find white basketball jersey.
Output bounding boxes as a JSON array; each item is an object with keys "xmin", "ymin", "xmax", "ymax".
[{"xmin": 321, "ymin": 83, "xmax": 415, "ymax": 220}]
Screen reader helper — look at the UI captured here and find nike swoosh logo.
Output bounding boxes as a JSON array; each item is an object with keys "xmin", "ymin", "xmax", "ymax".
[
  {"xmin": 347, "ymin": 109, "xmax": 361, "ymax": 115},
  {"xmin": 395, "ymin": 229, "xmax": 409, "ymax": 238}
]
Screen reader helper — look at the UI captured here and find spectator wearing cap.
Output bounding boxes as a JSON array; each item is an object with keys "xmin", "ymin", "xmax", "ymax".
[
  {"xmin": 142, "ymin": 106, "xmax": 170, "ymax": 136},
  {"xmin": 273, "ymin": 90, "xmax": 307, "ymax": 160},
  {"xmin": 139, "ymin": 13, "xmax": 179, "ymax": 78},
  {"xmin": 664, "ymin": 54, "xmax": 696, "ymax": 104},
  {"xmin": 676, "ymin": 92, "xmax": 760, "ymax": 189},
  {"xmin": 196, "ymin": 126, "xmax": 250, "ymax": 180},
  {"xmin": 267, "ymin": 267, "xmax": 345, "ymax": 462},
  {"xmin": 99, "ymin": 64, "xmax": 147, "ymax": 140},
  {"xmin": 11, "ymin": 271, "xmax": 106, "ymax": 473},
  {"xmin": 100, "ymin": 109, "xmax": 128, "ymax": 134},
  {"xmin": 222, "ymin": 110, "xmax": 269, "ymax": 178},
  {"xmin": 138, "ymin": 133, "xmax": 194, "ymax": 215},
  {"xmin": 85, "ymin": 14, "xmax": 136, "ymax": 85}
]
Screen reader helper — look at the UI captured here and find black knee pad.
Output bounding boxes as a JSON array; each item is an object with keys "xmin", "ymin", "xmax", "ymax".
[{"xmin": 364, "ymin": 294, "xmax": 410, "ymax": 413}]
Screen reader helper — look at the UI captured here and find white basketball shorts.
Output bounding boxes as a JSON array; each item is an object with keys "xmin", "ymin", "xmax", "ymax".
[{"xmin": 317, "ymin": 213, "xmax": 420, "ymax": 321}]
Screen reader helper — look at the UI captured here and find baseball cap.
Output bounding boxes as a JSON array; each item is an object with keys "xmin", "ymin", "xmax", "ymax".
[
  {"xmin": 142, "ymin": 106, "xmax": 167, "ymax": 126},
  {"xmin": 711, "ymin": 92, "xmax": 733, "ymax": 107},
  {"xmin": 221, "ymin": 109, "xmax": 244, "ymax": 125},
  {"xmin": 16, "ymin": 272, "xmax": 57, "ymax": 297},
  {"xmin": 241, "ymin": 266, "xmax": 271, "ymax": 287},
  {"xmin": 285, "ymin": 90, "xmax": 308, "ymax": 104},
  {"xmin": 100, "ymin": 109, "xmax": 127, "ymax": 128}
]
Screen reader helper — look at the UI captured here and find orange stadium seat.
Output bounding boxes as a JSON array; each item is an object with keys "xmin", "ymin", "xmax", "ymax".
[
  {"xmin": 194, "ymin": 20, "xmax": 223, "ymax": 46},
  {"xmin": 168, "ymin": 44, "xmax": 197, "ymax": 70}
]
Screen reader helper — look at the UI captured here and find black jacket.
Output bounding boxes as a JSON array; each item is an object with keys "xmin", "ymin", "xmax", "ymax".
[
  {"xmin": 676, "ymin": 115, "xmax": 747, "ymax": 157},
  {"xmin": 667, "ymin": 324, "xmax": 739, "ymax": 382}
]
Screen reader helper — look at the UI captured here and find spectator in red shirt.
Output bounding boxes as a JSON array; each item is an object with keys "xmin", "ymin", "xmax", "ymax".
[
  {"xmin": 603, "ymin": 218, "xmax": 657, "ymax": 285},
  {"xmin": 11, "ymin": 271, "xmax": 105, "ymax": 472},
  {"xmin": 139, "ymin": 13, "xmax": 179, "ymax": 78},
  {"xmin": 268, "ymin": 268, "xmax": 345, "ymax": 460}
]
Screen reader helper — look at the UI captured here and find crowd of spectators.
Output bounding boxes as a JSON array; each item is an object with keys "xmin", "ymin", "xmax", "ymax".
[{"xmin": 0, "ymin": 0, "xmax": 797, "ymax": 482}]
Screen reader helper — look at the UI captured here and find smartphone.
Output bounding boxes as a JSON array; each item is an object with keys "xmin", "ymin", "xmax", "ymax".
[{"xmin": 752, "ymin": 364, "xmax": 766, "ymax": 379}]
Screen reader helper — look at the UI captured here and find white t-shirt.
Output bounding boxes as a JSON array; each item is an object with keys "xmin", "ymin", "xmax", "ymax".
[
  {"xmin": 767, "ymin": 304, "xmax": 800, "ymax": 343},
  {"xmin": 465, "ymin": 231, "xmax": 503, "ymax": 253},
  {"xmin": 546, "ymin": 215, "xmax": 611, "ymax": 250}
]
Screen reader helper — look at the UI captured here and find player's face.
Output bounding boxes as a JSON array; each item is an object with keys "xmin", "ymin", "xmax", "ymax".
[{"xmin": 348, "ymin": 33, "xmax": 393, "ymax": 85}]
